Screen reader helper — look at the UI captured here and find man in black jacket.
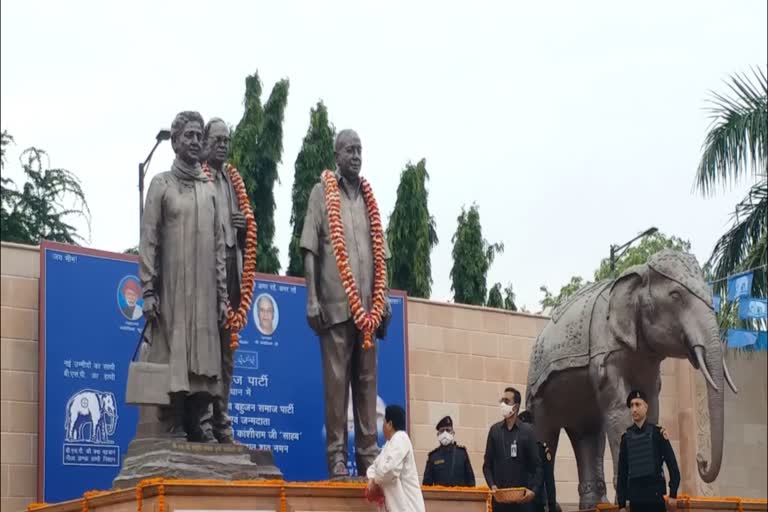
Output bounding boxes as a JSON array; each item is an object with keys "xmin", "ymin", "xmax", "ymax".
[
  {"xmin": 483, "ymin": 387, "xmax": 542, "ymax": 512},
  {"xmin": 423, "ymin": 416, "xmax": 476, "ymax": 487},
  {"xmin": 519, "ymin": 410, "xmax": 557, "ymax": 512},
  {"xmin": 617, "ymin": 389, "xmax": 680, "ymax": 512}
]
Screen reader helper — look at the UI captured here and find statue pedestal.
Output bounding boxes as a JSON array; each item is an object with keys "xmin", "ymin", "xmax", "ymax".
[{"xmin": 112, "ymin": 438, "xmax": 282, "ymax": 489}]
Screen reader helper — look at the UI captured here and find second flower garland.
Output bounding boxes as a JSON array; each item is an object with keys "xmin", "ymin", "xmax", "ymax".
[{"xmin": 202, "ymin": 162, "xmax": 258, "ymax": 350}]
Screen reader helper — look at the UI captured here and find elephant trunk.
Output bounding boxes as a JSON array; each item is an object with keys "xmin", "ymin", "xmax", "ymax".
[{"xmin": 688, "ymin": 315, "xmax": 725, "ymax": 483}]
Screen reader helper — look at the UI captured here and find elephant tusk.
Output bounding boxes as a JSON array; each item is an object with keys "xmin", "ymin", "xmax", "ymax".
[
  {"xmin": 723, "ymin": 355, "xmax": 739, "ymax": 394},
  {"xmin": 694, "ymin": 346, "xmax": 719, "ymax": 391}
]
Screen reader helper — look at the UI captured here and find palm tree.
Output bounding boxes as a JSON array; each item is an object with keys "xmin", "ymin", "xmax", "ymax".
[{"xmin": 695, "ymin": 67, "xmax": 767, "ymax": 300}]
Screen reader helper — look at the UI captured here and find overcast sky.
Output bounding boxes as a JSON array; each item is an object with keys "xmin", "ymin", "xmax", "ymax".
[{"xmin": 2, "ymin": 0, "xmax": 766, "ymax": 311}]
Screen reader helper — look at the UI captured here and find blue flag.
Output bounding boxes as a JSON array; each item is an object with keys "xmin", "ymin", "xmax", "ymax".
[
  {"xmin": 739, "ymin": 297, "xmax": 768, "ymax": 320},
  {"xmin": 727, "ymin": 328, "xmax": 758, "ymax": 348},
  {"xmin": 757, "ymin": 332, "xmax": 768, "ymax": 351},
  {"xmin": 727, "ymin": 271, "xmax": 753, "ymax": 301}
]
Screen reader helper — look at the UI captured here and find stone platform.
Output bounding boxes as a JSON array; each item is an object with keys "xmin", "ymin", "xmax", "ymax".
[
  {"xmin": 35, "ymin": 480, "xmax": 493, "ymax": 512},
  {"xmin": 25, "ymin": 480, "xmax": 768, "ymax": 512},
  {"xmin": 112, "ymin": 438, "xmax": 283, "ymax": 489}
]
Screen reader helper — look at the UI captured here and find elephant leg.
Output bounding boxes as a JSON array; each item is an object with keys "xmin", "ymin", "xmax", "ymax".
[{"xmin": 567, "ymin": 427, "xmax": 608, "ymax": 510}]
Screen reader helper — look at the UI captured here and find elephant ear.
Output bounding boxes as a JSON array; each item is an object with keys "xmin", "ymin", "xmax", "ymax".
[{"xmin": 607, "ymin": 264, "xmax": 646, "ymax": 351}]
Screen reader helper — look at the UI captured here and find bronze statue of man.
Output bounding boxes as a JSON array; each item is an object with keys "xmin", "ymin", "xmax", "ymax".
[
  {"xmin": 199, "ymin": 117, "xmax": 246, "ymax": 444},
  {"xmin": 300, "ymin": 129, "xmax": 392, "ymax": 478},
  {"xmin": 138, "ymin": 110, "xmax": 228, "ymax": 441}
]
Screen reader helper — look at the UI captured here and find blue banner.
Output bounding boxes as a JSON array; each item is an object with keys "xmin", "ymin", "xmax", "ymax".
[
  {"xmin": 727, "ymin": 328, "xmax": 758, "ymax": 348},
  {"xmin": 727, "ymin": 271, "xmax": 753, "ymax": 301},
  {"xmin": 738, "ymin": 297, "xmax": 767, "ymax": 320},
  {"xmin": 39, "ymin": 241, "xmax": 407, "ymax": 503}
]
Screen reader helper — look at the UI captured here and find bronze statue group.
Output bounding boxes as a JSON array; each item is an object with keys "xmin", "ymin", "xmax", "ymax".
[{"xmin": 130, "ymin": 110, "xmax": 682, "ymax": 512}]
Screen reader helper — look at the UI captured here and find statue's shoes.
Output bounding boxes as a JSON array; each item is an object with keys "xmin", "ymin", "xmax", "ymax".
[{"xmin": 330, "ymin": 461, "xmax": 349, "ymax": 479}]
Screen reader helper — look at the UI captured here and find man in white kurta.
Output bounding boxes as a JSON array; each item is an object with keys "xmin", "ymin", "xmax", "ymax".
[{"xmin": 366, "ymin": 405, "xmax": 426, "ymax": 512}]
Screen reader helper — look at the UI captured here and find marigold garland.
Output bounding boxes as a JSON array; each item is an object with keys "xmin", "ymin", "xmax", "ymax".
[
  {"xmin": 26, "ymin": 479, "xmax": 768, "ymax": 512},
  {"xmin": 320, "ymin": 170, "xmax": 388, "ymax": 349},
  {"xmin": 202, "ymin": 162, "xmax": 258, "ymax": 350}
]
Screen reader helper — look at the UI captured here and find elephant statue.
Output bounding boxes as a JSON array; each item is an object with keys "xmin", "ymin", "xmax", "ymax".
[
  {"xmin": 65, "ymin": 389, "xmax": 119, "ymax": 443},
  {"xmin": 526, "ymin": 249, "xmax": 738, "ymax": 510}
]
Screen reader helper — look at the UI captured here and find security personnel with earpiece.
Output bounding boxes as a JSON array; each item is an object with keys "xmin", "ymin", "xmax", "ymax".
[
  {"xmin": 617, "ymin": 389, "xmax": 680, "ymax": 512},
  {"xmin": 422, "ymin": 416, "xmax": 476, "ymax": 487},
  {"xmin": 519, "ymin": 410, "xmax": 558, "ymax": 512}
]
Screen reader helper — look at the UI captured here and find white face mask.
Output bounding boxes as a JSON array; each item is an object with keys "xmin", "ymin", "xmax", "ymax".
[
  {"xmin": 438, "ymin": 431, "xmax": 454, "ymax": 446},
  {"xmin": 500, "ymin": 402, "xmax": 516, "ymax": 418}
]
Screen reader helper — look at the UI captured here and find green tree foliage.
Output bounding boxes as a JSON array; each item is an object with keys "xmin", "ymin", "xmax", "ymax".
[
  {"xmin": 230, "ymin": 71, "xmax": 290, "ymax": 274},
  {"xmin": 1, "ymin": 132, "xmax": 90, "ymax": 245},
  {"xmin": 487, "ymin": 282, "xmax": 518, "ymax": 311},
  {"xmin": 287, "ymin": 101, "xmax": 335, "ymax": 277},
  {"xmin": 539, "ymin": 276, "xmax": 585, "ymax": 309},
  {"xmin": 594, "ymin": 232, "xmax": 692, "ymax": 281},
  {"xmin": 385, "ymin": 158, "xmax": 438, "ymax": 298},
  {"xmin": 123, "ymin": 246, "xmax": 139, "ymax": 255},
  {"xmin": 539, "ymin": 232, "xmax": 691, "ymax": 309},
  {"xmin": 487, "ymin": 283, "xmax": 504, "ymax": 309},
  {"xmin": 450, "ymin": 204, "xmax": 504, "ymax": 306},
  {"xmin": 694, "ymin": 68, "xmax": 766, "ymax": 300},
  {"xmin": 503, "ymin": 283, "xmax": 518, "ymax": 311}
]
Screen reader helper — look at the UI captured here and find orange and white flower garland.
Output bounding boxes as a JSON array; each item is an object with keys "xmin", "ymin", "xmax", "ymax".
[
  {"xmin": 202, "ymin": 162, "xmax": 258, "ymax": 350},
  {"xmin": 320, "ymin": 170, "xmax": 387, "ymax": 349}
]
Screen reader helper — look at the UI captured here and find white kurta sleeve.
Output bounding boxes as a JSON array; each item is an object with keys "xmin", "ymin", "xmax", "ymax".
[{"xmin": 368, "ymin": 434, "xmax": 409, "ymax": 485}]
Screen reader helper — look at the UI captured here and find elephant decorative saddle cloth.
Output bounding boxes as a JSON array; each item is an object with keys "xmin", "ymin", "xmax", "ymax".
[{"xmin": 528, "ymin": 280, "xmax": 612, "ymax": 398}]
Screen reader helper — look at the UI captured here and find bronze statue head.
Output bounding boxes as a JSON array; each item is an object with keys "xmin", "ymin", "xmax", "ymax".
[
  {"xmin": 202, "ymin": 117, "xmax": 230, "ymax": 168},
  {"xmin": 171, "ymin": 111, "xmax": 204, "ymax": 165},
  {"xmin": 334, "ymin": 129, "xmax": 362, "ymax": 180}
]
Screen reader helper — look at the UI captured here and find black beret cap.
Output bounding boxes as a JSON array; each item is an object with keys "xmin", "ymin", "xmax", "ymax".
[
  {"xmin": 626, "ymin": 389, "xmax": 648, "ymax": 408},
  {"xmin": 436, "ymin": 415, "xmax": 453, "ymax": 430}
]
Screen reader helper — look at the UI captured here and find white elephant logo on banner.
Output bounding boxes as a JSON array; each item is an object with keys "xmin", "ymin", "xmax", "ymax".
[{"xmin": 64, "ymin": 389, "xmax": 119, "ymax": 444}]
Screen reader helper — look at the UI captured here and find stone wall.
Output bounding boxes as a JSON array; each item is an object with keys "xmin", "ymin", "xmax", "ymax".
[
  {"xmin": 719, "ymin": 351, "xmax": 768, "ymax": 498},
  {"xmin": 1, "ymin": 243, "xmax": 41, "ymax": 512},
  {"xmin": 1, "ymin": 242, "xmax": 766, "ymax": 512}
]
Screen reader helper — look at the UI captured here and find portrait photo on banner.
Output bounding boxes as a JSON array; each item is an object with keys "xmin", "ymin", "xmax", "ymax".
[
  {"xmin": 116, "ymin": 275, "xmax": 143, "ymax": 321},
  {"xmin": 254, "ymin": 292, "xmax": 279, "ymax": 336}
]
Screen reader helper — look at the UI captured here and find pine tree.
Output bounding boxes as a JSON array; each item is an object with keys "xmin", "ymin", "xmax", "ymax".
[
  {"xmin": 449, "ymin": 204, "xmax": 504, "ymax": 306},
  {"xmin": 287, "ymin": 101, "xmax": 335, "ymax": 277},
  {"xmin": 230, "ymin": 71, "xmax": 290, "ymax": 274},
  {"xmin": 385, "ymin": 158, "xmax": 438, "ymax": 298}
]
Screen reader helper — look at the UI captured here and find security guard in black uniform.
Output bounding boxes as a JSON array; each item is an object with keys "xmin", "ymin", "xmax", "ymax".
[
  {"xmin": 519, "ymin": 410, "xmax": 558, "ymax": 512},
  {"xmin": 617, "ymin": 389, "xmax": 680, "ymax": 512},
  {"xmin": 423, "ymin": 416, "xmax": 476, "ymax": 487}
]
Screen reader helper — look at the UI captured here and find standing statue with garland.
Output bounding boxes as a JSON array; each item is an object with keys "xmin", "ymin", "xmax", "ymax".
[
  {"xmin": 199, "ymin": 117, "xmax": 258, "ymax": 444},
  {"xmin": 300, "ymin": 128, "xmax": 392, "ymax": 479}
]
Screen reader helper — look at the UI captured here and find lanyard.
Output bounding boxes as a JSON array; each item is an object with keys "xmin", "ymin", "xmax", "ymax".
[{"xmin": 501, "ymin": 426, "xmax": 519, "ymax": 458}]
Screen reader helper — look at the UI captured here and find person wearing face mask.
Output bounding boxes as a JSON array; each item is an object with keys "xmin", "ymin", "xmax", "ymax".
[
  {"xmin": 617, "ymin": 389, "xmax": 680, "ymax": 512},
  {"xmin": 518, "ymin": 411, "xmax": 558, "ymax": 512},
  {"xmin": 366, "ymin": 405, "xmax": 426, "ymax": 512},
  {"xmin": 422, "ymin": 416, "xmax": 476, "ymax": 487},
  {"xmin": 483, "ymin": 387, "xmax": 542, "ymax": 512}
]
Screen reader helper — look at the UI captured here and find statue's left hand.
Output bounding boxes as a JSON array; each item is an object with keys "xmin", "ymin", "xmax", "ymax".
[
  {"xmin": 231, "ymin": 212, "xmax": 246, "ymax": 231},
  {"xmin": 218, "ymin": 301, "xmax": 228, "ymax": 327},
  {"xmin": 376, "ymin": 299, "xmax": 392, "ymax": 339}
]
